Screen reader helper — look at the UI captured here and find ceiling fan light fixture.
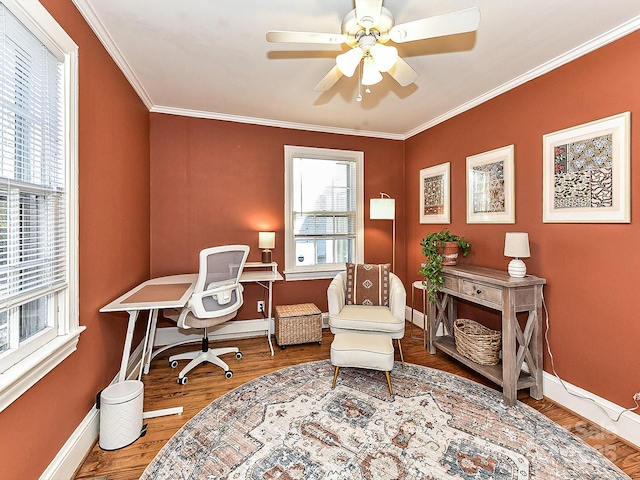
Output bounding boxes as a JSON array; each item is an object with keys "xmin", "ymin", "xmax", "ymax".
[
  {"xmin": 370, "ymin": 43, "xmax": 398, "ymax": 72},
  {"xmin": 361, "ymin": 56, "xmax": 383, "ymax": 86},
  {"xmin": 336, "ymin": 47, "xmax": 364, "ymax": 77}
]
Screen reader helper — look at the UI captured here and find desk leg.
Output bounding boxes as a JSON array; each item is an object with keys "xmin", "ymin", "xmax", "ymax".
[
  {"xmin": 119, "ymin": 310, "xmax": 140, "ymax": 383},
  {"xmin": 143, "ymin": 309, "xmax": 160, "ymax": 375},
  {"xmin": 266, "ymin": 280, "xmax": 274, "ymax": 356}
]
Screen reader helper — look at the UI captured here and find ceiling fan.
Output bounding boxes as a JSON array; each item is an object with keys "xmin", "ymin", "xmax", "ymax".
[{"xmin": 266, "ymin": 0, "xmax": 481, "ymax": 93}]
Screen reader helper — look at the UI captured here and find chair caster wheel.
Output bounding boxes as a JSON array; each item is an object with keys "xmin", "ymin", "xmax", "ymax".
[
  {"xmin": 280, "ymin": 345, "xmax": 286, "ymax": 350},
  {"xmin": 178, "ymin": 376, "xmax": 188, "ymax": 385},
  {"xmin": 225, "ymin": 370, "xmax": 233, "ymax": 379},
  {"xmin": 235, "ymin": 351, "xmax": 243, "ymax": 360},
  {"xmin": 169, "ymin": 360, "xmax": 179, "ymax": 368}
]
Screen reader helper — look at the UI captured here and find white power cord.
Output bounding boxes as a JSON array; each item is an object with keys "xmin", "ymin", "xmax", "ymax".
[{"xmin": 542, "ymin": 287, "xmax": 639, "ymax": 422}]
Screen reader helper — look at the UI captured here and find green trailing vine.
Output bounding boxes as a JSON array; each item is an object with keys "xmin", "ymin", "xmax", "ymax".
[{"xmin": 418, "ymin": 229, "xmax": 471, "ymax": 303}]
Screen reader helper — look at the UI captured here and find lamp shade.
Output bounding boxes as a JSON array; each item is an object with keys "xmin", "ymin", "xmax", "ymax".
[
  {"xmin": 361, "ymin": 56, "xmax": 383, "ymax": 85},
  {"xmin": 370, "ymin": 43, "xmax": 398, "ymax": 72},
  {"xmin": 336, "ymin": 47, "xmax": 364, "ymax": 77},
  {"xmin": 370, "ymin": 198, "xmax": 395, "ymax": 220},
  {"xmin": 258, "ymin": 231, "xmax": 275, "ymax": 249},
  {"xmin": 504, "ymin": 232, "xmax": 530, "ymax": 258}
]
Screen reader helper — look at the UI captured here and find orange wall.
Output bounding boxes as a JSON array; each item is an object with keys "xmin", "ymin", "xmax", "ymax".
[
  {"xmin": 405, "ymin": 31, "xmax": 640, "ymax": 407},
  {"xmin": 0, "ymin": 1, "xmax": 151, "ymax": 478},
  {"xmin": 150, "ymin": 115, "xmax": 405, "ymax": 315}
]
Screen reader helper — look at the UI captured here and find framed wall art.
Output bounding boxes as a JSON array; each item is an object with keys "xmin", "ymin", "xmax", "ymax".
[
  {"xmin": 542, "ymin": 112, "xmax": 630, "ymax": 223},
  {"xmin": 466, "ymin": 145, "xmax": 515, "ymax": 224},
  {"xmin": 419, "ymin": 162, "xmax": 450, "ymax": 224}
]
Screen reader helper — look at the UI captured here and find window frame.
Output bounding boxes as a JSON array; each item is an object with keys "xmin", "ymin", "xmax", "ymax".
[
  {"xmin": 0, "ymin": 0, "xmax": 82, "ymax": 412},
  {"xmin": 284, "ymin": 145, "xmax": 364, "ymax": 281}
]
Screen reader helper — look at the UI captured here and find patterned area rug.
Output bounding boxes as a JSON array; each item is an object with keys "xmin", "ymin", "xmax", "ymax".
[{"xmin": 141, "ymin": 361, "xmax": 629, "ymax": 479}]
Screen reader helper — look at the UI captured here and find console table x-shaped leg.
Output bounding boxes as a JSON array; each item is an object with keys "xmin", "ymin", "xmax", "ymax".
[{"xmin": 426, "ymin": 265, "xmax": 545, "ymax": 406}]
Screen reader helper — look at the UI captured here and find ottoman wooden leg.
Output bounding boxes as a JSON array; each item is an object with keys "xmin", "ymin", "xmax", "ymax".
[
  {"xmin": 332, "ymin": 366, "xmax": 340, "ymax": 389},
  {"xmin": 385, "ymin": 371, "xmax": 393, "ymax": 395}
]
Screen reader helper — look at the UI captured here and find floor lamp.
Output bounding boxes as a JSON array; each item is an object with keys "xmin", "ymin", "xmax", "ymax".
[{"xmin": 370, "ymin": 193, "xmax": 396, "ymax": 272}]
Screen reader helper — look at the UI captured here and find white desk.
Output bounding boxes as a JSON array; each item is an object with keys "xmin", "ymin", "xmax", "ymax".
[
  {"xmin": 100, "ymin": 273, "xmax": 198, "ymax": 418},
  {"xmin": 103, "ymin": 263, "xmax": 283, "ymax": 387}
]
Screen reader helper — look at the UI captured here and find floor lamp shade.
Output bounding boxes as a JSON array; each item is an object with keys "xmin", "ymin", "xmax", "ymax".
[
  {"xmin": 370, "ymin": 198, "xmax": 395, "ymax": 219},
  {"xmin": 504, "ymin": 232, "xmax": 530, "ymax": 277},
  {"xmin": 259, "ymin": 231, "xmax": 275, "ymax": 263},
  {"xmin": 370, "ymin": 197, "xmax": 396, "ymax": 272}
]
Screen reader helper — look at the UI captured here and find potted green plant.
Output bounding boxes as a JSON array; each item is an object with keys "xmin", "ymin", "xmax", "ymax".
[{"xmin": 418, "ymin": 229, "xmax": 471, "ymax": 303}]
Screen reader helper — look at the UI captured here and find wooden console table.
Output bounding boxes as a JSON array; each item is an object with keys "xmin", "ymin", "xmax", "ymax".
[{"xmin": 426, "ymin": 264, "xmax": 546, "ymax": 406}]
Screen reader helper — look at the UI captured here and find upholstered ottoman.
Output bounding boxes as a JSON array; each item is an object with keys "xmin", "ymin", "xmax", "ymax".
[{"xmin": 330, "ymin": 332, "xmax": 394, "ymax": 394}]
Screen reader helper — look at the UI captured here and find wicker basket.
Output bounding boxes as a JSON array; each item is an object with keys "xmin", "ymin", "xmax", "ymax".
[
  {"xmin": 454, "ymin": 318, "xmax": 501, "ymax": 365},
  {"xmin": 274, "ymin": 303, "xmax": 322, "ymax": 348}
]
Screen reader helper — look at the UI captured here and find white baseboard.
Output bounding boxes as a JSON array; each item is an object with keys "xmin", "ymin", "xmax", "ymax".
[
  {"xmin": 543, "ymin": 372, "xmax": 640, "ymax": 450},
  {"xmin": 46, "ymin": 310, "xmax": 639, "ymax": 478},
  {"xmin": 407, "ymin": 306, "xmax": 640, "ymax": 450},
  {"xmin": 153, "ymin": 317, "xmax": 273, "ymax": 346},
  {"xmin": 40, "ymin": 342, "xmax": 145, "ymax": 480}
]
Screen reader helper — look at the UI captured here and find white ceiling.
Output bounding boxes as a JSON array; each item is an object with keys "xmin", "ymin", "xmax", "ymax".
[{"xmin": 72, "ymin": 0, "xmax": 640, "ymax": 139}]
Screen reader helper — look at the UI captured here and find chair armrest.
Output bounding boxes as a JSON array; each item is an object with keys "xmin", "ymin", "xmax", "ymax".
[
  {"xmin": 327, "ymin": 272, "xmax": 346, "ymax": 316},
  {"xmin": 189, "ymin": 283, "xmax": 244, "ymax": 319},
  {"xmin": 388, "ymin": 273, "xmax": 406, "ymax": 322}
]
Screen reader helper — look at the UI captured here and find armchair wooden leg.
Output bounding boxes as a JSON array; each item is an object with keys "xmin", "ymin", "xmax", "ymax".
[
  {"xmin": 332, "ymin": 366, "xmax": 340, "ymax": 389},
  {"xmin": 397, "ymin": 339, "xmax": 405, "ymax": 368}
]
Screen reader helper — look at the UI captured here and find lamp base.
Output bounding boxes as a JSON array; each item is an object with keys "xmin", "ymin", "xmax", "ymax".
[
  {"xmin": 261, "ymin": 250, "xmax": 272, "ymax": 264},
  {"xmin": 508, "ymin": 258, "xmax": 526, "ymax": 277}
]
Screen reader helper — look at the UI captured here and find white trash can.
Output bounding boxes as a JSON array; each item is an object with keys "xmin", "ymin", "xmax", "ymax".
[{"xmin": 99, "ymin": 380, "xmax": 144, "ymax": 450}]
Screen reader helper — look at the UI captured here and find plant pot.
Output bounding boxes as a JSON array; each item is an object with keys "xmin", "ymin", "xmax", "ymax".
[{"xmin": 439, "ymin": 241, "xmax": 459, "ymax": 266}]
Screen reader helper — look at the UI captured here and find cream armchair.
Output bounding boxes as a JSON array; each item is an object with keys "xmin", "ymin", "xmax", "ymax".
[{"xmin": 327, "ymin": 268, "xmax": 406, "ymax": 365}]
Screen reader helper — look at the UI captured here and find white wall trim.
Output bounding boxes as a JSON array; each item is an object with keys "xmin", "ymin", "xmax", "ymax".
[
  {"xmin": 150, "ymin": 106, "xmax": 404, "ymax": 140},
  {"xmin": 40, "ymin": 343, "xmax": 145, "ymax": 480},
  {"xmin": 49, "ymin": 313, "xmax": 638, "ymax": 477},
  {"xmin": 407, "ymin": 307, "xmax": 640, "ymax": 450},
  {"xmin": 153, "ymin": 318, "xmax": 273, "ymax": 347},
  {"xmin": 543, "ymin": 372, "xmax": 640, "ymax": 450},
  {"xmin": 71, "ymin": 0, "xmax": 154, "ymax": 109},
  {"xmin": 404, "ymin": 16, "xmax": 640, "ymax": 139}
]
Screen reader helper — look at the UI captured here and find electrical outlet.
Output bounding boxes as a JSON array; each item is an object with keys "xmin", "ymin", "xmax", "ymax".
[
  {"xmin": 257, "ymin": 301, "xmax": 265, "ymax": 313},
  {"xmin": 634, "ymin": 392, "xmax": 640, "ymax": 402}
]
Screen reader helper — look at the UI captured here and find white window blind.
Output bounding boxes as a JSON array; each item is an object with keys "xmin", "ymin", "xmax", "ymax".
[{"xmin": 0, "ymin": 4, "xmax": 66, "ymax": 351}]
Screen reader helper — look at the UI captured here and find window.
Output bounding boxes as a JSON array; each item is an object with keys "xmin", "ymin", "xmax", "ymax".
[
  {"xmin": 284, "ymin": 145, "xmax": 364, "ymax": 280},
  {"xmin": 0, "ymin": 0, "xmax": 82, "ymax": 412}
]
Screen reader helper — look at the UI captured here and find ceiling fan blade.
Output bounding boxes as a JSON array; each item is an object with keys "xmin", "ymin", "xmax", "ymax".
[
  {"xmin": 266, "ymin": 30, "xmax": 347, "ymax": 44},
  {"xmin": 314, "ymin": 65, "xmax": 344, "ymax": 92},
  {"xmin": 389, "ymin": 7, "xmax": 480, "ymax": 43},
  {"xmin": 387, "ymin": 57, "xmax": 420, "ymax": 87},
  {"xmin": 355, "ymin": 0, "xmax": 383, "ymax": 29}
]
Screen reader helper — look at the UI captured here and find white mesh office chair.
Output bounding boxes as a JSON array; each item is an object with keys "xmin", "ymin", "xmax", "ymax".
[{"xmin": 165, "ymin": 245, "xmax": 249, "ymax": 384}]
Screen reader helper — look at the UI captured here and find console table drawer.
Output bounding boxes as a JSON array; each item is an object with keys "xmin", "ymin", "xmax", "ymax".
[{"xmin": 461, "ymin": 280, "xmax": 502, "ymax": 306}]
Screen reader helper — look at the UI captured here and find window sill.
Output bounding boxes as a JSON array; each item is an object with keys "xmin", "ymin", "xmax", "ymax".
[
  {"xmin": 0, "ymin": 326, "xmax": 86, "ymax": 413},
  {"xmin": 284, "ymin": 269, "xmax": 344, "ymax": 281}
]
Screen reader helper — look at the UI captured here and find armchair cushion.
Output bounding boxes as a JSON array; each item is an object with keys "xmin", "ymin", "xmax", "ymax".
[
  {"xmin": 330, "ymin": 305, "xmax": 404, "ymax": 336},
  {"xmin": 345, "ymin": 263, "xmax": 391, "ymax": 306}
]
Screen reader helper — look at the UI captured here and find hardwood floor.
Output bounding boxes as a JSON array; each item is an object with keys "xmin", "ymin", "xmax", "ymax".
[{"xmin": 74, "ymin": 325, "xmax": 640, "ymax": 479}]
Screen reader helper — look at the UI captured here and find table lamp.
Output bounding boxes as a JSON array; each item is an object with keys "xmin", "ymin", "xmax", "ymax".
[
  {"xmin": 370, "ymin": 193, "xmax": 396, "ymax": 272},
  {"xmin": 504, "ymin": 232, "xmax": 530, "ymax": 277},
  {"xmin": 259, "ymin": 232, "xmax": 275, "ymax": 263}
]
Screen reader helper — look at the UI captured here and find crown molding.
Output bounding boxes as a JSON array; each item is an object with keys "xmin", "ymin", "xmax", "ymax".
[
  {"xmin": 403, "ymin": 16, "xmax": 640, "ymax": 140},
  {"xmin": 72, "ymin": 0, "xmax": 639, "ymax": 140},
  {"xmin": 72, "ymin": 0, "xmax": 154, "ymax": 109},
  {"xmin": 150, "ymin": 105, "xmax": 405, "ymax": 140}
]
